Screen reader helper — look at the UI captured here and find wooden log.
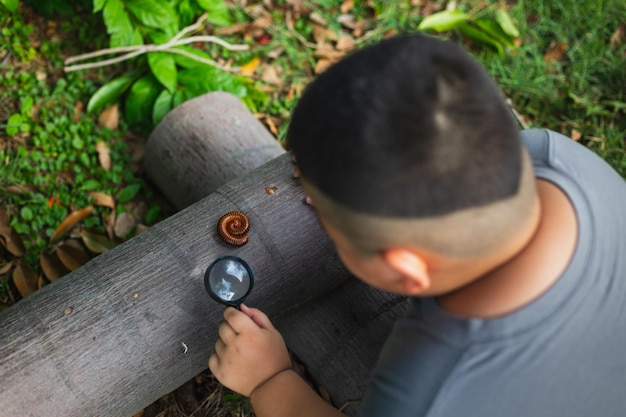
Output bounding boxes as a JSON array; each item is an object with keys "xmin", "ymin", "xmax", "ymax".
[
  {"xmin": 0, "ymin": 154, "xmax": 352, "ymax": 417},
  {"xmin": 144, "ymin": 92, "xmax": 285, "ymax": 210}
]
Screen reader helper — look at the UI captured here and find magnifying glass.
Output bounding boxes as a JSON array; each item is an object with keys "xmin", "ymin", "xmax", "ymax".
[{"xmin": 204, "ymin": 255, "xmax": 254, "ymax": 308}]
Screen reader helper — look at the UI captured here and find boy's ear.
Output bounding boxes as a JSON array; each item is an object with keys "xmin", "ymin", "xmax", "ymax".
[{"xmin": 382, "ymin": 248, "xmax": 431, "ymax": 295}]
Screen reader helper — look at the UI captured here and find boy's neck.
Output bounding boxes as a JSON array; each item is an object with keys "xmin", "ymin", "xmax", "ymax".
[{"xmin": 436, "ymin": 179, "xmax": 578, "ymax": 318}]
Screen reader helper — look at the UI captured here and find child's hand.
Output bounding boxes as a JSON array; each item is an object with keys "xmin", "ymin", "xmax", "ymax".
[{"xmin": 208, "ymin": 304, "xmax": 292, "ymax": 397}]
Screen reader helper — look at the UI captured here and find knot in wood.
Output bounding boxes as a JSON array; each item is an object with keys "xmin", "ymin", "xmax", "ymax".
[{"xmin": 217, "ymin": 211, "xmax": 250, "ymax": 246}]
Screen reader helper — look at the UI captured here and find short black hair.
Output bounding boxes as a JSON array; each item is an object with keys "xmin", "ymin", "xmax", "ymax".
[{"xmin": 288, "ymin": 34, "xmax": 521, "ymax": 217}]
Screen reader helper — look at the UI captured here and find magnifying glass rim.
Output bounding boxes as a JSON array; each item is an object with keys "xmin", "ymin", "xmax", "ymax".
[{"xmin": 204, "ymin": 255, "xmax": 255, "ymax": 307}]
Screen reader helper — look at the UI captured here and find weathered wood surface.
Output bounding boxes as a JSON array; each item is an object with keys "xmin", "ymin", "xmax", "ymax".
[
  {"xmin": 0, "ymin": 92, "xmax": 405, "ymax": 417},
  {"xmin": 144, "ymin": 92, "xmax": 285, "ymax": 209},
  {"xmin": 0, "ymin": 154, "xmax": 353, "ymax": 417}
]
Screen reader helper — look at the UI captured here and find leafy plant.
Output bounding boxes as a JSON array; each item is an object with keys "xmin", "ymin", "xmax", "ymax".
[{"xmin": 71, "ymin": 0, "xmax": 267, "ymax": 131}]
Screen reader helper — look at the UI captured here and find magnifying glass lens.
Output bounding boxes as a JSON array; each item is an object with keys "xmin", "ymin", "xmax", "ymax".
[{"xmin": 204, "ymin": 256, "xmax": 254, "ymax": 307}]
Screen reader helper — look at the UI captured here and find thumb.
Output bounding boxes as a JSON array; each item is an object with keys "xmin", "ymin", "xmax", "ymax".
[{"xmin": 240, "ymin": 304, "xmax": 273, "ymax": 329}]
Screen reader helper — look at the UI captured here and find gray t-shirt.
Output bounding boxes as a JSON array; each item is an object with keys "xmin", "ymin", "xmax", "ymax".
[{"xmin": 358, "ymin": 129, "xmax": 626, "ymax": 417}]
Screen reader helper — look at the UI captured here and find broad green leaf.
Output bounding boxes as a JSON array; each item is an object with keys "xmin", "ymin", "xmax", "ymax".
[
  {"xmin": 124, "ymin": 75, "xmax": 162, "ymax": 126},
  {"xmin": 458, "ymin": 23, "xmax": 504, "ymax": 55},
  {"xmin": 196, "ymin": 0, "xmax": 232, "ymax": 26},
  {"xmin": 6, "ymin": 113, "xmax": 23, "ymax": 135},
  {"xmin": 172, "ymin": 89, "xmax": 187, "ymax": 108},
  {"xmin": 178, "ymin": 66, "xmax": 246, "ymax": 99},
  {"xmin": 93, "ymin": 0, "xmax": 107, "ymax": 13},
  {"xmin": 103, "ymin": 0, "xmax": 135, "ymax": 47},
  {"xmin": 418, "ymin": 10, "xmax": 469, "ymax": 32},
  {"xmin": 147, "ymin": 52, "xmax": 178, "ymax": 92},
  {"xmin": 0, "ymin": 0, "xmax": 19, "ymax": 12},
  {"xmin": 125, "ymin": 0, "xmax": 177, "ymax": 29},
  {"xmin": 118, "ymin": 183, "xmax": 142, "ymax": 203},
  {"xmin": 21, "ymin": 96, "xmax": 34, "ymax": 118},
  {"xmin": 87, "ymin": 73, "xmax": 137, "ymax": 114},
  {"xmin": 178, "ymin": 0, "xmax": 196, "ymax": 26},
  {"xmin": 152, "ymin": 89, "xmax": 173, "ymax": 126},
  {"xmin": 79, "ymin": 229, "xmax": 117, "ymax": 254},
  {"xmin": 495, "ymin": 9, "xmax": 520, "ymax": 38},
  {"xmin": 20, "ymin": 207, "xmax": 33, "ymax": 221},
  {"xmin": 475, "ymin": 18, "xmax": 515, "ymax": 48}
]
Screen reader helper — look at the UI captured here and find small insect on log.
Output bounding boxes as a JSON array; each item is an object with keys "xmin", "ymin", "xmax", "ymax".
[{"xmin": 217, "ymin": 211, "xmax": 250, "ymax": 246}]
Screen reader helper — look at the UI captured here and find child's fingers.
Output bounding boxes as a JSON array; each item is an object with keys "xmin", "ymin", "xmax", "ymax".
[
  {"xmin": 223, "ymin": 306, "xmax": 260, "ymax": 333},
  {"xmin": 240, "ymin": 304, "xmax": 273, "ymax": 330}
]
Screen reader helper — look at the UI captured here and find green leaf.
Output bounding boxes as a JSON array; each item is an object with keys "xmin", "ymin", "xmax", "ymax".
[
  {"xmin": 103, "ymin": 0, "xmax": 135, "ymax": 47},
  {"xmin": 458, "ymin": 23, "xmax": 504, "ymax": 55},
  {"xmin": 21, "ymin": 96, "xmax": 34, "ymax": 118},
  {"xmin": 118, "ymin": 183, "xmax": 142, "ymax": 203},
  {"xmin": 147, "ymin": 52, "xmax": 178, "ymax": 92},
  {"xmin": 474, "ymin": 18, "xmax": 515, "ymax": 48},
  {"xmin": 87, "ymin": 73, "xmax": 137, "ymax": 114},
  {"xmin": 21, "ymin": 207, "xmax": 33, "ymax": 221},
  {"xmin": 1, "ymin": 0, "xmax": 19, "ymax": 12},
  {"xmin": 152, "ymin": 89, "xmax": 173, "ymax": 126},
  {"xmin": 196, "ymin": 0, "xmax": 232, "ymax": 26},
  {"xmin": 124, "ymin": 75, "xmax": 162, "ymax": 126},
  {"xmin": 6, "ymin": 114, "xmax": 24, "ymax": 136},
  {"xmin": 495, "ymin": 9, "xmax": 520, "ymax": 38},
  {"xmin": 93, "ymin": 0, "xmax": 107, "ymax": 13},
  {"xmin": 125, "ymin": 0, "xmax": 177, "ymax": 29},
  {"xmin": 418, "ymin": 10, "xmax": 469, "ymax": 32}
]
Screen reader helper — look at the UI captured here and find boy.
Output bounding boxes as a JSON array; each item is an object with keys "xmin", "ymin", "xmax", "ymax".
[{"xmin": 208, "ymin": 34, "xmax": 626, "ymax": 416}]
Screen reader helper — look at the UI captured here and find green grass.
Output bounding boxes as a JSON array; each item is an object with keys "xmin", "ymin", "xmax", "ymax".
[{"xmin": 473, "ymin": 0, "xmax": 626, "ymax": 175}]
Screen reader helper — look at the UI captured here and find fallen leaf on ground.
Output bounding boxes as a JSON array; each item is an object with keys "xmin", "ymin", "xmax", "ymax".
[
  {"xmin": 0, "ymin": 208, "xmax": 25, "ymax": 256},
  {"xmin": 50, "ymin": 205, "xmax": 94, "ymax": 242},
  {"xmin": 40, "ymin": 252, "xmax": 70, "ymax": 282},
  {"xmin": 0, "ymin": 260, "xmax": 15, "ymax": 276},
  {"xmin": 96, "ymin": 141, "xmax": 111, "ymax": 171},
  {"xmin": 56, "ymin": 241, "xmax": 91, "ymax": 271},
  {"xmin": 89, "ymin": 191, "xmax": 115, "ymax": 209},
  {"xmin": 240, "ymin": 57, "xmax": 260, "ymax": 76},
  {"xmin": 336, "ymin": 36, "xmax": 355, "ymax": 51},
  {"xmin": 13, "ymin": 262, "xmax": 38, "ymax": 297},
  {"xmin": 610, "ymin": 23, "xmax": 626, "ymax": 49},
  {"xmin": 261, "ymin": 65, "xmax": 281, "ymax": 85},
  {"xmin": 571, "ymin": 129, "xmax": 582, "ymax": 141},
  {"xmin": 98, "ymin": 104, "xmax": 119, "ymax": 130},
  {"xmin": 315, "ymin": 58, "xmax": 332, "ymax": 74},
  {"xmin": 79, "ymin": 229, "xmax": 117, "ymax": 254},
  {"xmin": 543, "ymin": 41, "xmax": 567, "ymax": 63},
  {"xmin": 340, "ymin": 0, "xmax": 354, "ymax": 14}
]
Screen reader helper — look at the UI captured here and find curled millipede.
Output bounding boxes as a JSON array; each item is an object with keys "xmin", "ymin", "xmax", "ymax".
[{"xmin": 217, "ymin": 211, "xmax": 250, "ymax": 246}]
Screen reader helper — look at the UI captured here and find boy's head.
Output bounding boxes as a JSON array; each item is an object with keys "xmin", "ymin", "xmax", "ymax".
[{"xmin": 287, "ymin": 35, "xmax": 539, "ymax": 295}]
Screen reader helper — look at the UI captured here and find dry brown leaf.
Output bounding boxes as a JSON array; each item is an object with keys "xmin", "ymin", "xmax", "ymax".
[
  {"xmin": 89, "ymin": 191, "xmax": 115, "ymax": 209},
  {"xmin": 0, "ymin": 208, "xmax": 25, "ymax": 257},
  {"xmin": 6, "ymin": 184, "xmax": 39, "ymax": 195},
  {"xmin": 261, "ymin": 65, "xmax": 281, "ymax": 85},
  {"xmin": 104, "ymin": 210, "xmax": 116, "ymax": 240},
  {"xmin": 96, "ymin": 141, "xmax": 111, "ymax": 171},
  {"xmin": 240, "ymin": 57, "xmax": 260, "ymax": 76},
  {"xmin": 50, "ymin": 205, "xmax": 94, "ymax": 242},
  {"xmin": 571, "ymin": 129, "xmax": 582, "ymax": 141},
  {"xmin": 13, "ymin": 262, "xmax": 38, "ymax": 297},
  {"xmin": 340, "ymin": 0, "xmax": 354, "ymax": 14},
  {"xmin": 40, "ymin": 252, "xmax": 70, "ymax": 282},
  {"xmin": 311, "ymin": 22, "xmax": 327, "ymax": 46},
  {"xmin": 98, "ymin": 104, "xmax": 119, "ymax": 130},
  {"xmin": 610, "ymin": 23, "xmax": 626, "ymax": 49},
  {"xmin": 79, "ymin": 229, "xmax": 117, "ymax": 254},
  {"xmin": 337, "ymin": 14, "xmax": 356, "ymax": 29},
  {"xmin": 73, "ymin": 101, "xmax": 84, "ymax": 123},
  {"xmin": 309, "ymin": 12, "xmax": 327, "ymax": 26},
  {"xmin": 336, "ymin": 36, "xmax": 355, "ymax": 51},
  {"xmin": 543, "ymin": 41, "xmax": 567, "ymax": 63},
  {"xmin": 315, "ymin": 58, "xmax": 332, "ymax": 74},
  {"xmin": 265, "ymin": 116, "xmax": 279, "ymax": 136},
  {"xmin": 135, "ymin": 224, "xmax": 149, "ymax": 235},
  {"xmin": 0, "ymin": 260, "xmax": 15, "ymax": 276},
  {"xmin": 38, "ymin": 275, "xmax": 46, "ymax": 289},
  {"xmin": 314, "ymin": 47, "xmax": 346, "ymax": 61},
  {"xmin": 56, "ymin": 242, "xmax": 91, "ymax": 271}
]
